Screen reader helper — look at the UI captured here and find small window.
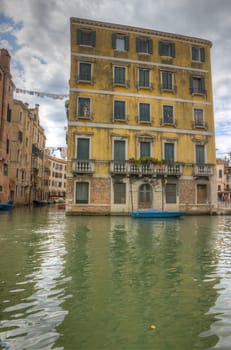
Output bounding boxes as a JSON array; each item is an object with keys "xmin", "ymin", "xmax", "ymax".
[
  {"xmin": 166, "ymin": 183, "xmax": 177, "ymax": 203},
  {"xmin": 163, "ymin": 105, "xmax": 174, "ymax": 125},
  {"xmin": 112, "ymin": 33, "xmax": 129, "ymax": 51},
  {"xmin": 218, "ymin": 169, "xmax": 222, "ymax": 178},
  {"xmin": 114, "ymin": 66, "xmax": 126, "ymax": 85},
  {"xmin": 161, "ymin": 71, "xmax": 173, "ymax": 90},
  {"xmin": 76, "ymin": 182, "xmax": 89, "ymax": 204},
  {"xmin": 138, "ymin": 68, "xmax": 150, "ymax": 88},
  {"xmin": 18, "ymin": 131, "xmax": 23, "ymax": 143},
  {"xmin": 192, "ymin": 47, "xmax": 205, "ymax": 62},
  {"xmin": 194, "ymin": 109, "xmax": 204, "ymax": 127},
  {"xmin": 7, "ymin": 104, "xmax": 11, "ymax": 122},
  {"xmin": 3, "ymin": 163, "xmax": 8, "ymax": 176},
  {"xmin": 136, "ymin": 37, "xmax": 153, "ymax": 54},
  {"xmin": 79, "ymin": 62, "xmax": 92, "ymax": 81},
  {"xmin": 114, "ymin": 183, "xmax": 126, "ymax": 204},
  {"xmin": 77, "ymin": 29, "xmax": 96, "ymax": 46},
  {"xmin": 139, "ymin": 103, "xmax": 150, "ymax": 122},
  {"xmin": 190, "ymin": 76, "xmax": 206, "ymax": 95},
  {"xmin": 159, "ymin": 41, "xmax": 175, "ymax": 57},
  {"xmin": 77, "ymin": 97, "xmax": 91, "ymax": 118},
  {"xmin": 114, "ymin": 100, "xmax": 126, "ymax": 121}
]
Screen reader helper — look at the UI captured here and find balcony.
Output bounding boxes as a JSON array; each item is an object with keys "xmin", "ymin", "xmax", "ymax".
[
  {"xmin": 194, "ymin": 164, "xmax": 214, "ymax": 177},
  {"xmin": 72, "ymin": 159, "xmax": 95, "ymax": 175},
  {"xmin": 110, "ymin": 161, "xmax": 183, "ymax": 177}
]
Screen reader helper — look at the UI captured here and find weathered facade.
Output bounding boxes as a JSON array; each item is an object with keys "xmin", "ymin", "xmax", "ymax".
[
  {"xmin": 67, "ymin": 18, "xmax": 217, "ymax": 215},
  {"xmin": 47, "ymin": 155, "xmax": 67, "ymax": 201},
  {"xmin": 10, "ymin": 100, "xmax": 47, "ymax": 204},
  {"xmin": 0, "ymin": 49, "xmax": 15, "ymax": 202}
]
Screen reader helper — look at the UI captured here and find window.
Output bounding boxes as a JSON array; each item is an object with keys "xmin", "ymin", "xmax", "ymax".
[
  {"xmin": 6, "ymin": 138, "xmax": 10, "ymax": 154},
  {"xmin": 196, "ymin": 145, "xmax": 205, "ymax": 164},
  {"xmin": 163, "ymin": 105, "xmax": 174, "ymax": 124},
  {"xmin": 138, "ymin": 184, "xmax": 152, "ymax": 208},
  {"xmin": 77, "ymin": 97, "xmax": 91, "ymax": 118},
  {"xmin": 76, "ymin": 182, "xmax": 89, "ymax": 204},
  {"xmin": 114, "ymin": 140, "xmax": 125, "ymax": 160},
  {"xmin": 159, "ymin": 41, "xmax": 175, "ymax": 57},
  {"xmin": 164, "ymin": 143, "xmax": 174, "ymax": 162},
  {"xmin": 77, "ymin": 138, "xmax": 90, "ymax": 160},
  {"xmin": 139, "ymin": 68, "xmax": 150, "ymax": 88},
  {"xmin": 136, "ymin": 37, "xmax": 153, "ymax": 54},
  {"xmin": 114, "ymin": 100, "xmax": 126, "ymax": 121},
  {"xmin": 114, "ymin": 183, "xmax": 126, "ymax": 204},
  {"xmin": 79, "ymin": 62, "xmax": 91, "ymax": 81},
  {"xmin": 7, "ymin": 104, "xmax": 11, "ymax": 122},
  {"xmin": 190, "ymin": 76, "xmax": 206, "ymax": 95},
  {"xmin": 192, "ymin": 46, "xmax": 205, "ymax": 62},
  {"xmin": 139, "ymin": 103, "xmax": 150, "ymax": 122},
  {"xmin": 77, "ymin": 29, "xmax": 96, "ymax": 46},
  {"xmin": 112, "ymin": 33, "xmax": 129, "ymax": 51},
  {"xmin": 218, "ymin": 169, "xmax": 222, "ymax": 178},
  {"xmin": 140, "ymin": 141, "xmax": 151, "ymax": 158},
  {"xmin": 18, "ymin": 131, "xmax": 23, "ymax": 143},
  {"xmin": 161, "ymin": 71, "xmax": 173, "ymax": 90},
  {"xmin": 166, "ymin": 183, "xmax": 177, "ymax": 203},
  {"xmin": 194, "ymin": 109, "xmax": 204, "ymax": 127},
  {"xmin": 3, "ymin": 163, "xmax": 8, "ymax": 176},
  {"xmin": 114, "ymin": 66, "xmax": 126, "ymax": 85}
]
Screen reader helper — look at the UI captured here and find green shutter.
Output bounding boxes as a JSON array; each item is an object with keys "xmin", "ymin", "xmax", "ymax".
[
  {"xmin": 171, "ymin": 43, "xmax": 175, "ymax": 57},
  {"xmin": 77, "ymin": 29, "xmax": 81, "ymax": 44},
  {"xmin": 77, "ymin": 138, "xmax": 89, "ymax": 160},
  {"xmin": 125, "ymin": 36, "xmax": 129, "ymax": 50},
  {"xmin": 202, "ymin": 77, "xmax": 206, "ymax": 94},
  {"xmin": 200, "ymin": 47, "xmax": 205, "ymax": 62},
  {"xmin": 114, "ymin": 140, "xmax": 125, "ymax": 160},
  {"xmin": 190, "ymin": 75, "xmax": 193, "ymax": 93},
  {"xmin": 136, "ymin": 38, "xmax": 141, "ymax": 52},
  {"xmin": 140, "ymin": 142, "xmax": 150, "ymax": 157},
  {"xmin": 148, "ymin": 39, "xmax": 153, "ymax": 54},
  {"xmin": 91, "ymin": 31, "xmax": 96, "ymax": 46},
  {"xmin": 159, "ymin": 41, "xmax": 163, "ymax": 55},
  {"xmin": 192, "ymin": 46, "xmax": 197, "ymax": 60},
  {"xmin": 112, "ymin": 33, "xmax": 116, "ymax": 49}
]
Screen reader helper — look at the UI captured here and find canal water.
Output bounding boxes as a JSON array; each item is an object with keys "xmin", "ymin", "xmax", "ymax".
[{"xmin": 0, "ymin": 207, "xmax": 231, "ymax": 350}]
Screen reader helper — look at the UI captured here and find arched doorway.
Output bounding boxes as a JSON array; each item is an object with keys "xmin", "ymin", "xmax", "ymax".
[{"xmin": 138, "ymin": 183, "xmax": 153, "ymax": 209}]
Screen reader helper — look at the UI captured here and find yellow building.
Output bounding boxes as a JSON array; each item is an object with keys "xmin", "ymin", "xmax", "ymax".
[{"xmin": 66, "ymin": 17, "xmax": 217, "ymax": 215}]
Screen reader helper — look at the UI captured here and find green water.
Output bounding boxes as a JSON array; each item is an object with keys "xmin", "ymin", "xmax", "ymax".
[{"xmin": 0, "ymin": 207, "xmax": 231, "ymax": 349}]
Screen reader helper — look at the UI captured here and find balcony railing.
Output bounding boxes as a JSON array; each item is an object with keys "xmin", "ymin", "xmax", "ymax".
[
  {"xmin": 110, "ymin": 161, "xmax": 183, "ymax": 177},
  {"xmin": 72, "ymin": 159, "xmax": 95, "ymax": 174},
  {"xmin": 194, "ymin": 164, "xmax": 214, "ymax": 177}
]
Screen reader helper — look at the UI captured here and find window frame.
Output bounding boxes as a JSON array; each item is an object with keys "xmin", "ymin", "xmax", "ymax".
[
  {"xmin": 138, "ymin": 68, "xmax": 150, "ymax": 88},
  {"xmin": 166, "ymin": 183, "xmax": 177, "ymax": 203},
  {"xmin": 113, "ymin": 139, "xmax": 126, "ymax": 161},
  {"xmin": 193, "ymin": 108, "xmax": 204, "ymax": 127},
  {"xmin": 163, "ymin": 105, "xmax": 174, "ymax": 125},
  {"xmin": 159, "ymin": 41, "xmax": 175, "ymax": 57},
  {"xmin": 190, "ymin": 75, "xmax": 206, "ymax": 95},
  {"xmin": 76, "ymin": 136, "xmax": 91, "ymax": 160},
  {"xmin": 112, "ymin": 33, "xmax": 129, "ymax": 51},
  {"xmin": 114, "ymin": 65, "xmax": 126, "ymax": 86},
  {"xmin": 136, "ymin": 37, "xmax": 153, "ymax": 54},
  {"xmin": 195, "ymin": 144, "xmax": 205, "ymax": 164},
  {"xmin": 75, "ymin": 181, "xmax": 89, "ymax": 204},
  {"xmin": 77, "ymin": 96, "xmax": 91, "ymax": 119},
  {"xmin": 139, "ymin": 103, "xmax": 151, "ymax": 123},
  {"xmin": 192, "ymin": 46, "xmax": 205, "ymax": 62},
  {"xmin": 113, "ymin": 100, "xmax": 126, "ymax": 121},
  {"xmin": 77, "ymin": 29, "xmax": 96, "ymax": 47},
  {"xmin": 161, "ymin": 70, "xmax": 174, "ymax": 91},
  {"xmin": 139, "ymin": 141, "xmax": 151, "ymax": 158},
  {"xmin": 114, "ymin": 183, "xmax": 126, "ymax": 204},
  {"xmin": 79, "ymin": 62, "xmax": 92, "ymax": 82},
  {"xmin": 163, "ymin": 142, "xmax": 175, "ymax": 163}
]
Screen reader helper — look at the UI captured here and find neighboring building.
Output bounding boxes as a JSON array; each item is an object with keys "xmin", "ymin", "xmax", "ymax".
[
  {"xmin": 10, "ymin": 100, "xmax": 47, "ymax": 204},
  {"xmin": 0, "ymin": 49, "xmax": 15, "ymax": 202},
  {"xmin": 217, "ymin": 158, "xmax": 231, "ymax": 205},
  {"xmin": 66, "ymin": 18, "xmax": 217, "ymax": 215},
  {"xmin": 47, "ymin": 155, "xmax": 67, "ymax": 201}
]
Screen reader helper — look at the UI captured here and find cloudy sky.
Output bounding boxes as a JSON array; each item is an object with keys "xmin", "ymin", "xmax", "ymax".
[{"xmin": 0, "ymin": 0, "xmax": 231, "ymax": 158}]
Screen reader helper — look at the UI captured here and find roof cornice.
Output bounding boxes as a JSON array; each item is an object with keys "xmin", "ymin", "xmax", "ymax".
[{"xmin": 70, "ymin": 17, "xmax": 212, "ymax": 47}]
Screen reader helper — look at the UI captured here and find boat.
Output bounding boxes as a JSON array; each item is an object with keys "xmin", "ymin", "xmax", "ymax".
[
  {"xmin": 33, "ymin": 200, "xmax": 49, "ymax": 206},
  {"xmin": 57, "ymin": 202, "xmax": 66, "ymax": 209},
  {"xmin": 131, "ymin": 209, "xmax": 185, "ymax": 218},
  {"xmin": 0, "ymin": 200, "xmax": 14, "ymax": 210}
]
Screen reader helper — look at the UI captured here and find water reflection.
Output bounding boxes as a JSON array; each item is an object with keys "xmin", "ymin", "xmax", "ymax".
[{"xmin": 1, "ymin": 209, "xmax": 231, "ymax": 349}]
